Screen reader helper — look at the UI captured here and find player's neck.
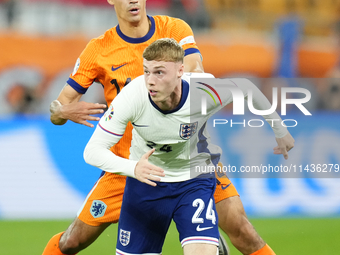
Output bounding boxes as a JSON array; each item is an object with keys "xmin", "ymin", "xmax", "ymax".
[
  {"xmin": 118, "ymin": 15, "xmax": 150, "ymax": 38},
  {"xmin": 155, "ymin": 82, "xmax": 182, "ymax": 111}
]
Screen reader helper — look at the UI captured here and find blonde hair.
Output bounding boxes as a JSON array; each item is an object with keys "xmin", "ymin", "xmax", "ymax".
[{"xmin": 143, "ymin": 38, "xmax": 184, "ymax": 63}]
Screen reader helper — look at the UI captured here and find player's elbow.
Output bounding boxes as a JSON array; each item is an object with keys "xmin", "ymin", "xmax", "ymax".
[
  {"xmin": 50, "ymin": 115, "xmax": 67, "ymax": 125},
  {"xmin": 50, "ymin": 100, "xmax": 67, "ymax": 125},
  {"xmin": 83, "ymin": 143, "xmax": 95, "ymax": 166}
]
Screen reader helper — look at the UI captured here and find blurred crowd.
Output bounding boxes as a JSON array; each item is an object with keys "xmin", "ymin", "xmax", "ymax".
[
  {"xmin": 0, "ymin": 0, "xmax": 210, "ymax": 36},
  {"xmin": 1, "ymin": 0, "xmax": 339, "ymax": 37},
  {"xmin": 1, "ymin": 0, "xmax": 340, "ymax": 36},
  {"xmin": 1, "ymin": 0, "xmax": 340, "ymax": 114}
]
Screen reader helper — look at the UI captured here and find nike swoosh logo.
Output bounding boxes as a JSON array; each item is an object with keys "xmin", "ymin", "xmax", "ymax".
[
  {"xmin": 111, "ymin": 63, "xmax": 127, "ymax": 72},
  {"xmin": 196, "ymin": 225, "xmax": 214, "ymax": 232},
  {"xmin": 221, "ymin": 183, "xmax": 231, "ymax": 190},
  {"xmin": 132, "ymin": 122, "xmax": 149, "ymax": 128}
]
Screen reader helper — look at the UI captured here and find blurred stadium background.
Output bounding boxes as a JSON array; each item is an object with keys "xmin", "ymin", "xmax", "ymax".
[{"xmin": 0, "ymin": 0, "xmax": 340, "ymax": 254}]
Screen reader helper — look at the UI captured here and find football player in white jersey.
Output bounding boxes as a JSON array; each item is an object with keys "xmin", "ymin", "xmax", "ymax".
[{"xmin": 84, "ymin": 38, "xmax": 294, "ymax": 255}]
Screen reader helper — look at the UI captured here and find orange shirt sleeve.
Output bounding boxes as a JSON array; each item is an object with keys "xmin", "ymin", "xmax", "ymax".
[
  {"xmin": 168, "ymin": 18, "xmax": 200, "ymax": 56},
  {"xmin": 67, "ymin": 38, "xmax": 100, "ymax": 94}
]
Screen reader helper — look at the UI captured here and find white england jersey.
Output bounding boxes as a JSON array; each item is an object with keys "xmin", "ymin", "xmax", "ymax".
[
  {"xmin": 98, "ymin": 73, "xmax": 222, "ymax": 182},
  {"xmin": 85, "ymin": 73, "xmax": 287, "ymax": 182}
]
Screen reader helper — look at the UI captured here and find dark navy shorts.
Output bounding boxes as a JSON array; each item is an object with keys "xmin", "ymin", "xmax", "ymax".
[{"xmin": 116, "ymin": 177, "xmax": 219, "ymax": 254}]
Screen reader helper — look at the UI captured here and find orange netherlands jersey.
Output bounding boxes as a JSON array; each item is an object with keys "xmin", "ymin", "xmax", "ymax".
[{"xmin": 67, "ymin": 15, "xmax": 201, "ymax": 159}]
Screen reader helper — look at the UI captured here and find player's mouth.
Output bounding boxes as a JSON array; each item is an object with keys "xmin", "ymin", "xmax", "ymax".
[
  {"xmin": 149, "ymin": 90, "xmax": 157, "ymax": 96},
  {"xmin": 129, "ymin": 7, "xmax": 140, "ymax": 15}
]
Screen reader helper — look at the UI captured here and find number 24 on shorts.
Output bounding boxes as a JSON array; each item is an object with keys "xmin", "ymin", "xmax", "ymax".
[{"xmin": 192, "ymin": 198, "xmax": 216, "ymax": 225}]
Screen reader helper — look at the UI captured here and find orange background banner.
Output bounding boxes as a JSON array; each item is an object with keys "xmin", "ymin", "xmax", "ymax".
[{"xmin": 0, "ymin": 33, "xmax": 338, "ymax": 85}]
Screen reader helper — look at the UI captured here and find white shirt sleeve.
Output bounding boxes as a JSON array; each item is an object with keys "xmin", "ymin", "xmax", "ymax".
[
  {"xmin": 83, "ymin": 76, "xmax": 145, "ymax": 177},
  {"xmin": 83, "ymin": 125, "xmax": 137, "ymax": 177}
]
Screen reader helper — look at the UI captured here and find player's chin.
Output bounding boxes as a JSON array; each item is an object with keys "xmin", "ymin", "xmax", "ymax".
[
  {"xmin": 127, "ymin": 13, "xmax": 142, "ymax": 23},
  {"xmin": 151, "ymin": 95, "xmax": 163, "ymax": 103}
]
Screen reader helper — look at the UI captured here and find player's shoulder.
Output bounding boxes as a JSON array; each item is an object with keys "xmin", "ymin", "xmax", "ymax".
[
  {"xmin": 85, "ymin": 27, "xmax": 118, "ymax": 51},
  {"xmin": 153, "ymin": 15, "xmax": 189, "ymax": 29},
  {"xmin": 182, "ymin": 73, "xmax": 215, "ymax": 99},
  {"xmin": 126, "ymin": 75, "xmax": 145, "ymax": 87},
  {"xmin": 182, "ymin": 72, "xmax": 215, "ymax": 83},
  {"xmin": 153, "ymin": 15, "xmax": 185, "ymax": 23}
]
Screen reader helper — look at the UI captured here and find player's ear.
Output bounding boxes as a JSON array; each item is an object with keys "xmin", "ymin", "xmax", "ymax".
[
  {"xmin": 107, "ymin": 0, "xmax": 114, "ymax": 6},
  {"xmin": 178, "ymin": 63, "xmax": 184, "ymax": 78}
]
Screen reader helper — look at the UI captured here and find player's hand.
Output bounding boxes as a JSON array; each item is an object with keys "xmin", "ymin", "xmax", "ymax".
[
  {"xmin": 274, "ymin": 132, "xmax": 295, "ymax": 160},
  {"xmin": 60, "ymin": 101, "xmax": 107, "ymax": 128},
  {"xmin": 135, "ymin": 148, "xmax": 165, "ymax": 187}
]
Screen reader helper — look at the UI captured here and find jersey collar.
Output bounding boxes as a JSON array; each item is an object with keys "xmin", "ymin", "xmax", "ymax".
[
  {"xmin": 116, "ymin": 15, "xmax": 155, "ymax": 44},
  {"xmin": 148, "ymin": 79, "xmax": 189, "ymax": 114}
]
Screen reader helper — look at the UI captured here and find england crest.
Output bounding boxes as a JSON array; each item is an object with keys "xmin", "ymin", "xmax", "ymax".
[
  {"xmin": 119, "ymin": 229, "xmax": 131, "ymax": 246},
  {"xmin": 179, "ymin": 122, "xmax": 198, "ymax": 140}
]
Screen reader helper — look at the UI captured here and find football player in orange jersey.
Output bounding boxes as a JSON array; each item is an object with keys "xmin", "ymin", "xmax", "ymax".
[{"xmin": 42, "ymin": 0, "xmax": 281, "ymax": 255}]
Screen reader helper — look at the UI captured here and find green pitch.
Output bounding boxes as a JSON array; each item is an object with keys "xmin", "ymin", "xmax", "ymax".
[{"xmin": 0, "ymin": 218, "xmax": 339, "ymax": 254}]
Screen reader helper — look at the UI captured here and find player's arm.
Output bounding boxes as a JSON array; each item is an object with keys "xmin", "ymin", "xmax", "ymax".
[
  {"xmin": 183, "ymin": 53, "xmax": 204, "ymax": 73},
  {"xmin": 50, "ymin": 84, "xmax": 107, "ymax": 128},
  {"xmin": 225, "ymin": 79, "xmax": 295, "ymax": 159},
  {"xmin": 241, "ymin": 80, "xmax": 295, "ymax": 159},
  {"xmin": 84, "ymin": 119, "xmax": 165, "ymax": 186},
  {"xmin": 85, "ymin": 126, "xmax": 165, "ymax": 187},
  {"xmin": 84, "ymin": 124, "xmax": 138, "ymax": 177},
  {"xmin": 50, "ymin": 38, "xmax": 107, "ymax": 127},
  {"xmin": 171, "ymin": 18, "xmax": 204, "ymax": 73},
  {"xmin": 83, "ymin": 81, "xmax": 165, "ymax": 186}
]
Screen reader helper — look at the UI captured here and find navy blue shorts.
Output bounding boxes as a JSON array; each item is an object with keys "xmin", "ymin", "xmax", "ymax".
[{"xmin": 116, "ymin": 177, "xmax": 219, "ymax": 254}]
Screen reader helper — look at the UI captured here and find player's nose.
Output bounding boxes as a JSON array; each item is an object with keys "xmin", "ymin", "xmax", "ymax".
[
  {"xmin": 146, "ymin": 73, "xmax": 156, "ymax": 85},
  {"xmin": 129, "ymin": 0, "xmax": 138, "ymax": 5}
]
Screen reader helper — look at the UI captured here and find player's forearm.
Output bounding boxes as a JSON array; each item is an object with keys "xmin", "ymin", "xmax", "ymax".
[
  {"xmin": 84, "ymin": 126, "xmax": 137, "ymax": 177},
  {"xmin": 50, "ymin": 100, "xmax": 68, "ymax": 125},
  {"xmin": 84, "ymin": 144, "xmax": 137, "ymax": 177},
  {"xmin": 186, "ymin": 63, "xmax": 204, "ymax": 73},
  {"xmin": 239, "ymin": 80, "xmax": 288, "ymax": 138},
  {"xmin": 183, "ymin": 53, "xmax": 204, "ymax": 73}
]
